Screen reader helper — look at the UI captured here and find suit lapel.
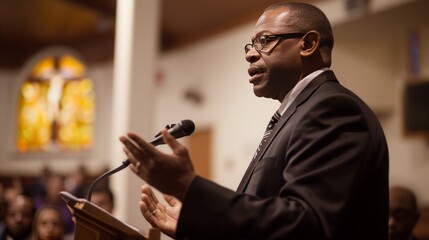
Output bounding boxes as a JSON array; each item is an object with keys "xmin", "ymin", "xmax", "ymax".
[
  {"xmin": 236, "ymin": 101, "xmax": 297, "ymax": 193},
  {"xmin": 236, "ymin": 70, "xmax": 338, "ymax": 193}
]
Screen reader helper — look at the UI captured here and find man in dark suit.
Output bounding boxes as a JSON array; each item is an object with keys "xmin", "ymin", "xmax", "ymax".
[
  {"xmin": 120, "ymin": 2, "xmax": 389, "ymax": 239},
  {"xmin": 0, "ymin": 195, "xmax": 35, "ymax": 240}
]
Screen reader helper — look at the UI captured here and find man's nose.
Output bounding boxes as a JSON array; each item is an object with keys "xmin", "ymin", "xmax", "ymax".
[
  {"xmin": 14, "ymin": 213, "xmax": 23, "ymax": 222},
  {"xmin": 245, "ymin": 47, "xmax": 260, "ymax": 63}
]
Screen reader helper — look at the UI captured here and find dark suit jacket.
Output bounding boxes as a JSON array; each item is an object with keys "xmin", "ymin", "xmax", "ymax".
[{"xmin": 176, "ymin": 71, "xmax": 389, "ymax": 240}]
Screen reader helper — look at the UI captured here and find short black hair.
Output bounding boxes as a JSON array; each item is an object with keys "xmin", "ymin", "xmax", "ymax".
[
  {"xmin": 390, "ymin": 186, "xmax": 419, "ymax": 213},
  {"xmin": 265, "ymin": 2, "xmax": 334, "ymax": 51}
]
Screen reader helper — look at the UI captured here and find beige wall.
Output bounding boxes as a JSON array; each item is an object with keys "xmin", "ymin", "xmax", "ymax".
[{"xmin": 333, "ymin": 0, "xmax": 429, "ymax": 204}]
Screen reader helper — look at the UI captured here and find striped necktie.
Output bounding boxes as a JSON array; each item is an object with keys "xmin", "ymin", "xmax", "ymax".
[
  {"xmin": 253, "ymin": 110, "xmax": 281, "ymax": 159},
  {"xmin": 237, "ymin": 110, "xmax": 282, "ymax": 192},
  {"xmin": 265, "ymin": 110, "xmax": 281, "ymax": 135}
]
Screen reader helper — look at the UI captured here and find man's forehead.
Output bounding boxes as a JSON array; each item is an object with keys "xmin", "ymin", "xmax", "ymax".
[{"xmin": 254, "ymin": 10, "xmax": 294, "ymax": 35}]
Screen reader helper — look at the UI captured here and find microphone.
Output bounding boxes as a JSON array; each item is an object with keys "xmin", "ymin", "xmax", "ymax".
[
  {"xmin": 150, "ymin": 119, "xmax": 195, "ymax": 146},
  {"xmin": 86, "ymin": 119, "xmax": 196, "ymax": 201}
]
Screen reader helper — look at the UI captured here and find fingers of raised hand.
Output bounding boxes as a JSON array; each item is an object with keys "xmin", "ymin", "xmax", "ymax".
[
  {"xmin": 139, "ymin": 201, "xmax": 158, "ymax": 227},
  {"xmin": 142, "ymin": 185, "xmax": 160, "ymax": 205},
  {"xmin": 129, "ymin": 160, "xmax": 144, "ymax": 176},
  {"xmin": 163, "ymin": 194, "xmax": 179, "ymax": 207},
  {"xmin": 120, "ymin": 134, "xmax": 150, "ymax": 177},
  {"xmin": 119, "ymin": 137, "xmax": 142, "ymax": 164},
  {"xmin": 141, "ymin": 186, "xmax": 161, "ymax": 214},
  {"xmin": 141, "ymin": 194, "xmax": 157, "ymax": 213},
  {"xmin": 126, "ymin": 133, "xmax": 157, "ymax": 157},
  {"xmin": 161, "ymin": 130, "xmax": 189, "ymax": 157}
]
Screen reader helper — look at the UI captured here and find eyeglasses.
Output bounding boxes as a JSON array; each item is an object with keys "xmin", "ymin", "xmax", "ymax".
[{"xmin": 244, "ymin": 32, "xmax": 306, "ymax": 54}]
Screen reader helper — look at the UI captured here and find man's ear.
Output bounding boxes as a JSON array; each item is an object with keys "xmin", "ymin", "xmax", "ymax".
[{"xmin": 300, "ymin": 31, "xmax": 320, "ymax": 57}]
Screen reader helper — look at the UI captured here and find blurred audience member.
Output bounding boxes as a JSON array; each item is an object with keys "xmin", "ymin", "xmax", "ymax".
[
  {"xmin": 0, "ymin": 195, "xmax": 35, "ymax": 240},
  {"xmin": 90, "ymin": 186, "xmax": 115, "ymax": 214},
  {"xmin": 64, "ymin": 166, "xmax": 88, "ymax": 199},
  {"xmin": 389, "ymin": 186, "xmax": 420, "ymax": 240},
  {"xmin": 3, "ymin": 178, "xmax": 23, "ymax": 205},
  {"xmin": 34, "ymin": 175, "xmax": 73, "ymax": 235},
  {"xmin": 29, "ymin": 167, "xmax": 52, "ymax": 200},
  {"xmin": 32, "ymin": 206, "xmax": 65, "ymax": 240}
]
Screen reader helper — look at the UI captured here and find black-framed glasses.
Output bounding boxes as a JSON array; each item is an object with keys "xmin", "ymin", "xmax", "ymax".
[{"xmin": 244, "ymin": 32, "xmax": 306, "ymax": 54}]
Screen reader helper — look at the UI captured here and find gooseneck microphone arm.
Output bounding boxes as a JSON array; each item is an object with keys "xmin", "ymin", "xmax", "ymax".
[
  {"xmin": 85, "ymin": 119, "xmax": 195, "ymax": 201},
  {"xmin": 86, "ymin": 159, "xmax": 130, "ymax": 201}
]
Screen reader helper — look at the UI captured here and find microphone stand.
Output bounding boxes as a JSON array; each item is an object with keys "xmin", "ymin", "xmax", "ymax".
[{"xmin": 86, "ymin": 159, "xmax": 130, "ymax": 201}]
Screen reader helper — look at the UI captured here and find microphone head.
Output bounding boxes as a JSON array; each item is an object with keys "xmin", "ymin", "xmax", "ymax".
[
  {"xmin": 151, "ymin": 119, "xmax": 196, "ymax": 146},
  {"xmin": 180, "ymin": 119, "xmax": 195, "ymax": 136}
]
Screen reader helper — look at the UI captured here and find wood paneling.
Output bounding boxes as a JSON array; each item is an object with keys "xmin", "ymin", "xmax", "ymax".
[{"xmin": 187, "ymin": 127, "xmax": 212, "ymax": 180}]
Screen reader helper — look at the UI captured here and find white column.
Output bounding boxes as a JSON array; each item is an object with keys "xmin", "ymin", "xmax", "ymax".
[{"xmin": 110, "ymin": 0, "xmax": 160, "ymax": 233}]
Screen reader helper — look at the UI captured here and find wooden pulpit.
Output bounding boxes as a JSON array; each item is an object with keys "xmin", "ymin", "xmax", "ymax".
[{"xmin": 60, "ymin": 191, "xmax": 160, "ymax": 240}]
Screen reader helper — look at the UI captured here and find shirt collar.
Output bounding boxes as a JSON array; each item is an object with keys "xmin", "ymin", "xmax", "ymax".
[{"xmin": 278, "ymin": 67, "xmax": 330, "ymax": 115}]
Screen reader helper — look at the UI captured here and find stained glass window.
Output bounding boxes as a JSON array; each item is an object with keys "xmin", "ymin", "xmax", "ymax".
[{"xmin": 16, "ymin": 54, "xmax": 95, "ymax": 153}]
